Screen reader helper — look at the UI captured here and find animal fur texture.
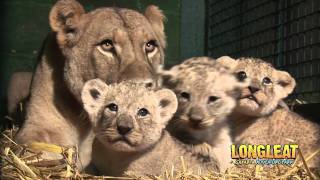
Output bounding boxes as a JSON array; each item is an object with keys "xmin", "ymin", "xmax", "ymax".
[
  {"xmin": 81, "ymin": 79, "xmax": 219, "ymax": 176},
  {"xmin": 217, "ymin": 56, "xmax": 320, "ymax": 167},
  {"xmin": 14, "ymin": 0, "xmax": 166, "ymax": 170},
  {"xmin": 7, "ymin": 72, "xmax": 33, "ymax": 117},
  {"xmin": 160, "ymin": 57, "xmax": 250, "ymax": 172}
]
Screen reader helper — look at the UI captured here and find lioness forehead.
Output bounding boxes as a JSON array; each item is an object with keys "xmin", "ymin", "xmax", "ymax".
[{"xmin": 88, "ymin": 7, "xmax": 153, "ymax": 31}]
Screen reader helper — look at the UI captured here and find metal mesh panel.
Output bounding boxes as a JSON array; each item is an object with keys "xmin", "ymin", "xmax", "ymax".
[{"xmin": 206, "ymin": 0, "xmax": 320, "ymax": 103}]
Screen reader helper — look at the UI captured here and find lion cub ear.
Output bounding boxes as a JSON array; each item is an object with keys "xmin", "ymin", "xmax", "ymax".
[
  {"xmin": 216, "ymin": 56, "xmax": 238, "ymax": 70},
  {"xmin": 81, "ymin": 79, "xmax": 108, "ymax": 121},
  {"xmin": 144, "ymin": 5, "xmax": 166, "ymax": 47},
  {"xmin": 274, "ymin": 70, "xmax": 296, "ymax": 98},
  {"xmin": 155, "ymin": 89, "xmax": 178, "ymax": 124},
  {"xmin": 157, "ymin": 65, "xmax": 180, "ymax": 88},
  {"xmin": 49, "ymin": 0, "xmax": 85, "ymax": 46}
]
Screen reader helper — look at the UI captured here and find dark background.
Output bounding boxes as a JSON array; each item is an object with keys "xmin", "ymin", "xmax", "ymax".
[
  {"xmin": 0, "ymin": 0, "xmax": 319, "ymax": 121},
  {"xmin": 206, "ymin": 0, "xmax": 320, "ymax": 121},
  {"xmin": 207, "ymin": 0, "xmax": 320, "ymax": 104}
]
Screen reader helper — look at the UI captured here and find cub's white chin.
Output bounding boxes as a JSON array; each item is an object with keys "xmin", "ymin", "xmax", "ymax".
[
  {"xmin": 240, "ymin": 98, "xmax": 259, "ymax": 109},
  {"xmin": 109, "ymin": 140, "xmax": 153, "ymax": 153},
  {"xmin": 237, "ymin": 99, "xmax": 261, "ymax": 116},
  {"xmin": 110, "ymin": 141, "xmax": 138, "ymax": 152}
]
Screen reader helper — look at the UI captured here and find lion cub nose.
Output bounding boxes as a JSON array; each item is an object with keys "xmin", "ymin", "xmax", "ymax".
[
  {"xmin": 190, "ymin": 115, "xmax": 203, "ymax": 123},
  {"xmin": 248, "ymin": 86, "xmax": 260, "ymax": 93},
  {"xmin": 117, "ymin": 115, "xmax": 134, "ymax": 135},
  {"xmin": 189, "ymin": 107, "xmax": 204, "ymax": 123}
]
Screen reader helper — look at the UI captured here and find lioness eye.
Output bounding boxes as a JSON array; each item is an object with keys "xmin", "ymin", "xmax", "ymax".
[
  {"xmin": 236, "ymin": 71, "xmax": 247, "ymax": 81},
  {"xmin": 145, "ymin": 40, "xmax": 157, "ymax": 53},
  {"xmin": 208, "ymin": 96, "xmax": 220, "ymax": 104},
  {"xmin": 180, "ymin": 92, "xmax": 190, "ymax": 101},
  {"xmin": 106, "ymin": 103, "xmax": 118, "ymax": 112},
  {"xmin": 137, "ymin": 108, "xmax": 149, "ymax": 117},
  {"xmin": 99, "ymin": 39, "xmax": 114, "ymax": 51},
  {"xmin": 262, "ymin": 77, "xmax": 272, "ymax": 85}
]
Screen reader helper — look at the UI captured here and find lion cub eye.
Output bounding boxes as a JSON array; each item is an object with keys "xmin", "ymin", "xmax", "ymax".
[
  {"xmin": 137, "ymin": 108, "xmax": 149, "ymax": 117},
  {"xmin": 262, "ymin": 77, "xmax": 272, "ymax": 85},
  {"xmin": 180, "ymin": 92, "xmax": 190, "ymax": 102},
  {"xmin": 208, "ymin": 96, "xmax": 220, "ymax": 104},
  {"xmin": 236, "ymin": 71, "xmax": 247, "ymax": 81},
  {"xmin": 145, "ymin": 40, "xmax": 157, "ymax": 54},
  {"xmin": 99, "ymin": 39, "xmax": 114, "ymax": 52},
  {"xmin": 106, "ymin": 103, "xmax": 118, "ymax": 112}
]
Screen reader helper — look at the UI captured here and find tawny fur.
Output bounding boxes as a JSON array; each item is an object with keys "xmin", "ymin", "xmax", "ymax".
[
  {"xmin": 82, "ymin": 80, "xmax": 219, "ymax": 176},
  {"xmin": 14, "ymin": 0, "xmax": 166, "ymax": 170},
  {"xmin": 217, "ymin": 56, "xmax": 320, "ymax": 167},
  {"xmin": 160, "ymin": 57, "xmax": 250, "ymax": 172},
  {"xmin": 93, "ymin": 131, "xmax": 219, "ymax": 177},
  {"xmin": 7, "ymin": 72, "xmax": 33, "ymax": 116}
]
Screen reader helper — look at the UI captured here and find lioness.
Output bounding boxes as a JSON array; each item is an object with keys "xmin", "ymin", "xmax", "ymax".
[{"xmin": 15, "ymin": 0, "xmax": 166, "ymax": 170}]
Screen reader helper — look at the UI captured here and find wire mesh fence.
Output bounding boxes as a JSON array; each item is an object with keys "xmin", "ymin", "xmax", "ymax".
[{"xmin": 206, "ymin": 0, "xmax": 320, "ymax": 103}]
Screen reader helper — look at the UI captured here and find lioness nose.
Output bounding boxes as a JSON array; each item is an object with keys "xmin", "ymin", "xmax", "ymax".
[
  {"xmin": 248, "ymin": 86, "xmax": 260, "ymax": 93},
  {"xmin": 117, "ymin": 115, "xmax": 134, "ymax": 135}
]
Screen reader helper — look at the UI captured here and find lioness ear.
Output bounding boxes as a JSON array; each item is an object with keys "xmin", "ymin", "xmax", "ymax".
[
  {"xmin": 155, "ymin": 89, "xmax": 178, "ymax": 123},
  {"xmin": 274, "ymin": 70, "xmax": 296, "ymax": 98},
  {"xmin": 81, "ymin": 79, "xmax": 108, "ymax": 121},
  {"xmin": 216, "ymin": 56, "xmax": 238, "ymax": 70},
  {"xmin": 49, "ymin": 0, "xmax": 85, "ymax": 46},
  {"xmin": 144, "ymin": 5, "xmax": 166, "ymax": 48}
]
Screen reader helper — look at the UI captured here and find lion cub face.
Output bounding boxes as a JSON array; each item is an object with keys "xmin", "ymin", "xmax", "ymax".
[
  {"xmin": 49, "ymin": 0, "xmax": 166, "ymax": 101},
  {"xmin": 161, "ymin": 57, "xmax": 248, "ymax": 132},
  {"xmin": 81, "ymin": 79, "xmax": 177, "ymax": 152},
  {"xmin": 217, "ymin": 57, "xmax": 296, "ymax": 116}
]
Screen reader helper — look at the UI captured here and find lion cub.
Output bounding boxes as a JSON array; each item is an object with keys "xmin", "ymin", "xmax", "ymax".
[
  {"xmin": 82, "ymin": 79, "xmax": 219, "ymax": 176},
  {"xmin": 217, "ymin": 56, "xmax": 320, "ymax": 167},
  {"xmin": 160, "ymin": 57, "xmax": 250, "ymax": 172}
]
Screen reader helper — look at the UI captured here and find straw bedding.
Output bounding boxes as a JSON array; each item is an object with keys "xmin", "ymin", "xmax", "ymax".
[
  {"xmin": 1, "ymin": 127, "xmax": 319, "ymax": 180},
  {"xmin": 1, "ymin": 104, "xmax": 319, "ymax": 180}
]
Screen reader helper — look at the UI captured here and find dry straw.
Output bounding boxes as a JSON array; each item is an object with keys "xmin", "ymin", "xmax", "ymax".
[
  {"xmin": 1, "ymin": 128, "xmax": 319, "ymax": 180},
  {"xmin": 1, "ymin": 101, "xmax": 319, "ymax": 180}
]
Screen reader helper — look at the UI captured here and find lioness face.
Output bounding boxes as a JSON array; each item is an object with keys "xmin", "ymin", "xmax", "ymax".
[
  {"xmin": 81, "ymin": 79, "xmax": 177, "ymax": 153},
  {"xmin": 231, "ymin": 58, "xmax": 296, "ymax": 116},
  {"xmin": 50, "ymin": 0, "xmax": 166, "ymax": 101}
]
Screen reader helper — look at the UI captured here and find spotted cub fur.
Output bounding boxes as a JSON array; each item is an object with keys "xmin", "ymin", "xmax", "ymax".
[
  {"xmin": 160, "ymin": 57, "xmax": 249, "ymax": 172},
  {"xmin": 217, "ymin": 56, "xmax": 320, "ymax": 167},
  {"xmin": 82, "ymin": 79, "xmax": 219, "ymax": 176}
]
